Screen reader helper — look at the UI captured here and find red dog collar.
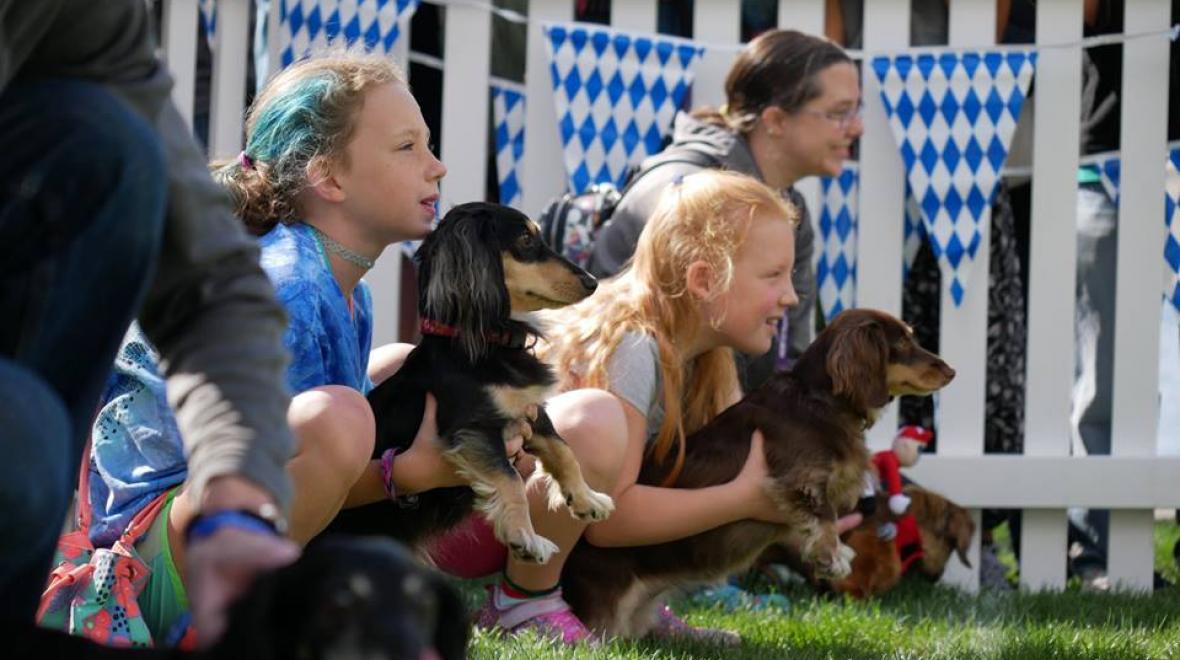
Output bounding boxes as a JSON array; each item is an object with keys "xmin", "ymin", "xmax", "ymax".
[{"xmin": 419, "ymin": 318, "xmax": 530, "ymax": 349}]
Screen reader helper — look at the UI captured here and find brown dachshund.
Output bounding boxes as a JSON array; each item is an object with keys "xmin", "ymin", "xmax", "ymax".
[
  {"xmin": 561, "ymin": 308, "xmax": 955, "ymax": 639},
  {"xmin": 766, "ymin": 484, "xmax": 976, "ymax": 598},
  {"xmin": 906, "ymin": 484, "xmax": 975, "ymax": 581}
]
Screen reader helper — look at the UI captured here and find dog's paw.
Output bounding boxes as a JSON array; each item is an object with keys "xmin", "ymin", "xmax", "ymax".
[
  {"xmin": 505, "ymin": 530, "xmax": 559, "ymax": 564},
  {"xmin": 567, "ymin": 488, "xmax": 615, "ymax": 522},
  {"xmin": 838, "ymin": 542, "xmax": 856, "ymax": 564},
  {"xmin": 814, "ymin": 543, "xmax": 855, "ymax": 580}
]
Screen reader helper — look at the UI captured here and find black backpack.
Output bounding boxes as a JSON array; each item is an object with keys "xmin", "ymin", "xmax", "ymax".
[{"xmin": 538, "ymin": 149, "xmax": 719, "ymax": 269}]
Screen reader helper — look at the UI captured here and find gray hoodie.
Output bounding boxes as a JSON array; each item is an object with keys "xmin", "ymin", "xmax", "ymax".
[
  {"xmin": 588, "ymin": 112, "xmax": 817, "ymax": 392},
  {"xmin": 2, "ymin": 0, "xmax": 294, "ymax": 509}
]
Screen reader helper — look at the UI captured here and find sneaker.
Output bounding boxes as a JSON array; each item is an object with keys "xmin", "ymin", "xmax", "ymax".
[
  {"xmin": 647, "ymin": 604, "xmax": 741, "ymax": 646},
  {"xmin": 474, "ymin": 585, "xmax": 592, "ymax": 644},
  {"xmin": 979, "ymin": 544, "xmax": 1013, "ymax": 591},
  {"xmin": 1078, "ymin": 566, "xmax": 1111, "ymax": 592}
]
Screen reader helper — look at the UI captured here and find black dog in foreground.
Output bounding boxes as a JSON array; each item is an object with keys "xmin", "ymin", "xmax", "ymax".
[
  {"xmin": 331, "ymin": 202, "xmax": 614, "ymax": 564},
  {"xmin": 210, "ymin": 536, "xmax": 466, "ymax": 660}
]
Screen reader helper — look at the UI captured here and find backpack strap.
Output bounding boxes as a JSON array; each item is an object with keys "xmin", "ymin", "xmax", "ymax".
[
  {"xmin": 119, "ymin": 490, "xmax": 171, "ymax": 545},
  {"xmin": 73, "ymin": 442, "xmax": 94, "ymax": 535},
  {"xmin": 617, "ymin": 147, "xmax": 721, "ymax": 199}
]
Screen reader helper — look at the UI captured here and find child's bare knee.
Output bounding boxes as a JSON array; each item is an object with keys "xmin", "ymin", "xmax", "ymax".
[
  {"xmin": 549, "ymin": 389, "xmax": 627, "ymax": 490},
  {"xmin": 289, "ymin": 386, "xmax": 375, "ymax": 477}
]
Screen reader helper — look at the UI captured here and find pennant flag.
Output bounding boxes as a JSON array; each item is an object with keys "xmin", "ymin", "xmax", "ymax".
[
  {"xmin": 199, "ymin": 0, "xmax": 217, "ymax": 49},
  {"xmin": 816, "ymin": 163, "xmax": 859, "ymax": 322},
  {"xmin": 278, "ymin": 0, "xmax": 420, "ymax": 67},
  {"xmin": 492, "ymin": 84, "xmax": 527, "ymax": 209},
  {"xmin": 1168, "ymin": 148, "xmax": 1180, "ymax": 312},
  {"xmin": 1093, "ymin": 147, "xmax": 1180, "ymax": 313},
  {"xmin": 543, "ymin": 22, "xmax": 705, "ymax": 194},
  {"xmin": 872, "ymin": 49, "xmax": 1036, "ymax": 306}
]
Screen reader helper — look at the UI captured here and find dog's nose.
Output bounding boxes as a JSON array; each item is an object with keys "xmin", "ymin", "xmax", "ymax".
[
  {"xmin": 940, "ymin": 363, "xmax": 956, "ymax": 381},
  {"xmin": 579, "ymin": 273, "xmax": 598, "ymax": 293}
]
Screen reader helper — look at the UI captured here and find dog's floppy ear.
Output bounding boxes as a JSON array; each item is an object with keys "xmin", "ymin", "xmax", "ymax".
[
  {"xmin": 418, "ymin": 206, "xmax": 509, "ymax": 361},
  {"xmin": 944, "ymin": 506, "xmax": 976, "ymax": 569},
  {"xmin": 826, "ymin": 319, "xmax": 891, "ymax": 411}
]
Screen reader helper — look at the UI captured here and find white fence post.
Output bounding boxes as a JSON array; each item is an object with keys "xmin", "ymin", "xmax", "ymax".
[
  {"xmin": 208, "ymin": 0, "xmax": 251, "ymax": 159},
  {"xmin": 612, "ymin": 0, "xmax": 657, "ymax": 34},
  {"xmin": 776, "ymin": 0, "xmax": 824, "ymax": 34},
  {"xmin": 267, "ymin": 0, "xmax": 282, "ymax": 86},
  {"xmin": 858, "ymin": 0, "xmax": 909, "ymax": 452},
  {"xmin": 521, "ymin": 0, "xmax": 574, "ymax": 217},
  {"xmin": 162, "ymin": 0, "xmax": 200, "ymax": 130},
  {"xmin": 691, "ymin": 0, "xmax": 740, "ymax": 109},
  {"xmin": 1021, "ymin": 0, "xmax": 1084, "ymax": 592},
  {"xmin": 440, "ymin": 1, "xmax": 491, "ymax": 209},
  {"xmin": 936, "ymin": 1, "xmax": 992, "ymax": 463},
  {"xmin": 1108, "ymin": 0, "xmax": 1170, "ymax": 592},
  {"xmin": 929, "ymin": 0, "xmax": 1000, "ymax": 593}
]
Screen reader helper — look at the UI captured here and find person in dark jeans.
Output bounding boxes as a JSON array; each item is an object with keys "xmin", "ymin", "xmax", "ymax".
[{"xmin": 1, "ymin": 0, "xmax": 299, "ymax": 654}]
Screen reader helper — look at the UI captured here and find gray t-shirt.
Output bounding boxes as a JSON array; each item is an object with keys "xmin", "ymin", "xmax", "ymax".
[{"xmin": 605, "ymin": 332, "xmax": 665, "ymax": 445}]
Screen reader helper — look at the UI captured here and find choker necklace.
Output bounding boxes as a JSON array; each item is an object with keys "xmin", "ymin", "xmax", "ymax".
[{"xmin": 308, "ymin": 224, "xmax": 376, "ymax": 270}]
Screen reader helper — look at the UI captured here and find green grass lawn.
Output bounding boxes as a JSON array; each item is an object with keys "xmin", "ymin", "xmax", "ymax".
[{"xmin": 460, "ymin": 522, "xmax": 1180, "ymax": 660}]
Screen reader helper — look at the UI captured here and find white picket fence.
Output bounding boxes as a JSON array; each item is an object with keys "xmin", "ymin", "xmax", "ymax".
[{"xmin": 160, "ymin": 0, "xmax": 1180, "ymax": 592}]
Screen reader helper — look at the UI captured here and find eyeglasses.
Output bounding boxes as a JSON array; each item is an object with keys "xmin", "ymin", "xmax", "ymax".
[{"xmin": 796, "ymin": 102, "xmax": 864, "ymax": 130}]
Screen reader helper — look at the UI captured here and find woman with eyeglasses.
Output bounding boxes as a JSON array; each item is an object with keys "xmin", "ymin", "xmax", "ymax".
[{"xmin": 588, "ymin": 28, "xmax": 863, "ymax": 392}]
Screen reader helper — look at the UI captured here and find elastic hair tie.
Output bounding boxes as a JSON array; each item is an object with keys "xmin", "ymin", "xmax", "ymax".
[{"xmin": 238, "ymin": 150, "xmax": 255, "ymax": 170}]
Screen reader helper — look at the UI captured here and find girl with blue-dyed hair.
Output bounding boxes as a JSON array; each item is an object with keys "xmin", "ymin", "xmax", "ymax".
[{"xmin": 78, "ymin": 50, "xmax": 497, "ymax": 647}]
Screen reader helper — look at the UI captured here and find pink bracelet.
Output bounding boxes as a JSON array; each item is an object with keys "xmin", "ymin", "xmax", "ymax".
[
  {"xmin": 379, "ymin": 447, "xmax": 399, "ymax": 500},
  {"xmin": 379, "ymin": 448, "xmax": 419, "ymax": 507}
]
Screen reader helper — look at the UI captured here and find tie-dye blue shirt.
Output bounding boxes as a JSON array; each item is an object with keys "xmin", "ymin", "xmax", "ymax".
[
  {"xmin": 88, "ymin": 222, "xmax": 375, "ymax": 546},
  {"xmin": 260, "ymin": 222, "xmax": 374, "ymax": 395}
]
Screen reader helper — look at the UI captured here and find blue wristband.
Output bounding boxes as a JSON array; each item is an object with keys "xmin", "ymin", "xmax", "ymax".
[{"xmin": 186, "ymin": 510, "xmax": 281, "ymax": 544}]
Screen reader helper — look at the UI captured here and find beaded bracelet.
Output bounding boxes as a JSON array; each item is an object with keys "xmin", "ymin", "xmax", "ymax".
[{"xmin": 379, "ymin": 447, "xmax": 419, "ymax": 508}]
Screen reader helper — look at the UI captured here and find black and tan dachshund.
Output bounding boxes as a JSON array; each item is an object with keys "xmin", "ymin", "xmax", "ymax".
[
  {"xmin": 330, "ymin": 202, "xmax": 614, "ymax": 564},
  {"xmin": 561, "ymin": 309, "xmax": 955, "ymax": 639}
]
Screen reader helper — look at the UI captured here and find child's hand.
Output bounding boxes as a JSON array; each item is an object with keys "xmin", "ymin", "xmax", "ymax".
[
  {"xmin": 187, "ymin": 524, "xmax": 300, "ymax": 647},
  {"xmin": 736, "ymin": 433, "xmax": 864, "ymax": 532},
  {"xmin": 399, "ymin": 393, "xmax": 528, "ymax": 491},
  {"xmin": 737, "ymin": 430, "xmax": 786, "ymax": 523}
]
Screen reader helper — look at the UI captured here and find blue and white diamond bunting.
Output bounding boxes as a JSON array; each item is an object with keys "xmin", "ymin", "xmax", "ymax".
[
  {"xmin": 492, "ymin": 84, "xmax": 527, "ymax": 209},
  {"xmin": 199, "ymin": 0, "xmax": 217, "ymax": 49},
  {"xmin": 1094, "ymin": 151, "xmax": 1121, "ymax": 205},
  {"xmin": 1168, "ymin": 148, "xmax": 1180, "ymax": 312},
  {"xmin": 872, "ymin": 50, "xmax": 1036, "ymax": 306},
  {"xmin": 816, "ymin": 163, "xmax": 859, "ymax": 322},
  {"xmin": 278, "ymin": 0, "xmax": 420, "ymax": 67},
  {"xmin": 1092, "ymin": 146, "xmax": 1180, "ymax": 313},
  {"xmin": 543, "ymin": 22, "xmax": 705, "ymax": 194}
]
